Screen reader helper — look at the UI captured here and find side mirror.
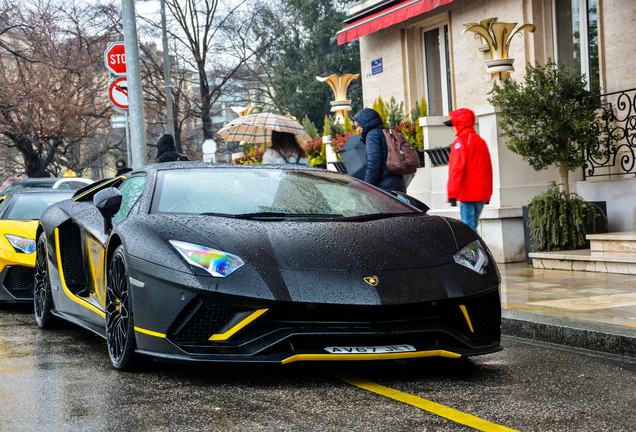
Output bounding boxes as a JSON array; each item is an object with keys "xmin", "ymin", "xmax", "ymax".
[
  {"xmin": 93, "ymin": 188, "xmax": 122, "ymax": 232},
  {"xmin": 390, "ymin": 191, "xmax": 430, "ymax": 213}
]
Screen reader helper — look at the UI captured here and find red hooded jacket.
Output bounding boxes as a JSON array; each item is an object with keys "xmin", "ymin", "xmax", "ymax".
[{"xmin": 447, "ymin": 108, "xmax": 493, "ymax": 202}]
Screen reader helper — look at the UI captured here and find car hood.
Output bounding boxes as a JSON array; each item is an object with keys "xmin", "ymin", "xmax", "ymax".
[
  {"xmin": 0, "ymin": 220, "xmax": 38, "ymax": 238},
  {"xmin": 159, "ymin": 213, "xmax": 464, "ymax": 271}
]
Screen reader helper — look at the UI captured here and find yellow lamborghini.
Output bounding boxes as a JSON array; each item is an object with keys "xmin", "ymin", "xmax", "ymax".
[{"xmin": 0, "ymin": 189, "xmax": 74, "ymax": 303}]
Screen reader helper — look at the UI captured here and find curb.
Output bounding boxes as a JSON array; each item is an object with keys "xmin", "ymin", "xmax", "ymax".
[{"xmin": 501, "ymin": 310, "xmax": 636, "ymax": 358}]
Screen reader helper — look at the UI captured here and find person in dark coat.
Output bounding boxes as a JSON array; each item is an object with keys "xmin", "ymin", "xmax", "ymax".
[
  {"xmin": 115, "ymin": 158, "xmax": 132, "ymax": 176},
  {"xmin": 351, "ymin": 108, "xmax": 406, "ymax": 193},
  {"xmin": 156, "ymin": 133, "xmax": 188, "ymax": 162}
]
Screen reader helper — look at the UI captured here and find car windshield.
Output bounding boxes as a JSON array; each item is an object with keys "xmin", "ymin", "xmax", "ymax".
[
  {"xmin": 0, "ymin": 181, "xmax": 55, "ymax": 195},
  {"xmin": 3, "ymin": 192, "xmax": 74, "ymax": 220},
  {"xmin": 152, "ymin": 168, "xmax": 417, "ymax": 218}
]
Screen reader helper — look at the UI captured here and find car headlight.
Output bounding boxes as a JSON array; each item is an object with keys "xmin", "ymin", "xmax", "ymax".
[
  {"xmin": 453, "ymin": 240, "xmax": 490, "ymax": 274},
  {"xmin": 5, "ymin": 234, "xmax": 36, "ymax": 254},
  {"xmin": 169, "ymin": 240, "xmax": 244, "ymax": 277}
]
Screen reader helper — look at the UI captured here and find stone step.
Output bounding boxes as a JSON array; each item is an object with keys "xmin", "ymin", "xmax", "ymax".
[
  {"xmin": 529, "ymin": 249, "xmax": 636, "ymax": 275},
  {"xmin": 587, "ymin": 231, "xmax": 636, "ymax": 255}
]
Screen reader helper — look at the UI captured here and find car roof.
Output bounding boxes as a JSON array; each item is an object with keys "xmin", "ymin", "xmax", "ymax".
[
  {"xmin": 126, "ymin": 161, "xmax": 320, "ymax": 175},
  {"xmin": 5, "ymin": 188, "xmax": 77, "ymax": 196},
  {"xmin": 8, "ymin": 178, "xmax": 60, "ymax": 185},
  {"xmin": 52, "ymin": 177, "xmax": 93, "ymax": 186}
]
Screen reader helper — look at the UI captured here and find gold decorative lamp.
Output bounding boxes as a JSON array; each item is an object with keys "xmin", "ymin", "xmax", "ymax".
[
  {"xmin": 316, "ymin": 73, "xmax": 361, "ymax": 124},
  {"xmin": 463, "ymin": 18, "xmax": 535, "ymax": 78},
  {"xmin": 229, "ymin": 105, "xmax": 261, "ymax": 117}
]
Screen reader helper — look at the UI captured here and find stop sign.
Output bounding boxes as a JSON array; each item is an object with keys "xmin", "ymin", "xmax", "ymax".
[{"xmin": 104, "ymin": 42, "xmax": 126, "ymax": 76}]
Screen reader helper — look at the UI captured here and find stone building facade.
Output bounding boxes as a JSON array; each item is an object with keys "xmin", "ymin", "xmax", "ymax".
[{"xmin": 338, "ymin": 0, "xmax": 636, "ymax": 263}]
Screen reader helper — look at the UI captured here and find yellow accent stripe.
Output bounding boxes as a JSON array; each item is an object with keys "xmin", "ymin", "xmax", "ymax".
[
  {"xmin": 134, "ymin": 326, "xmax": 166, "ymax": 338},
  {"xmin": 332, "ymin": 373, "xmax": 520, "ymax": 432},
  {"xmin": 281, "ymin": 349, "xmax": 461, "ymax": 365},
  {"xmin": 209, "ymin": 308, "xmax": 269, "ymax": 341},
  {"xmin": 459, "ymin": 304, "xmax": 475, "ymax": 333},
  {"xmin": 55, "ymin": 229, "xmax": 106, "ymax": 318}
]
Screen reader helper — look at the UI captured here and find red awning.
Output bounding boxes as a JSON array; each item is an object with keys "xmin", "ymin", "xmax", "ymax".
[{"xmin": 337, "ymin": 0, "xmax": 454, "ymax": 45}]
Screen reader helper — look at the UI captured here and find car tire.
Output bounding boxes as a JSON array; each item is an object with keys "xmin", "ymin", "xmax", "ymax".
[
  {"xmin": 34, "ymin": 232, "xmax": 59, "ymax": 329},
  {"xmin": 106, "ymin": 245, "xmax": 139, "ymax": 371}
]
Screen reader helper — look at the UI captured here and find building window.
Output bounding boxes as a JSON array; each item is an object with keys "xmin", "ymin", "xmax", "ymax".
[
  {"xmin": 554, "ymin": 0, "xmax": 600, "ymax": 92},
  {"xmin": 422, "ymin": 24, "xmax": 452, "ymax": 116}
]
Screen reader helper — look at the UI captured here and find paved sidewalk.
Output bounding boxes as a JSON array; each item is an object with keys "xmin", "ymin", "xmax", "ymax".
[{"xmin": 499, "ymin": 262, "xmax": 636, "ymax": 357}]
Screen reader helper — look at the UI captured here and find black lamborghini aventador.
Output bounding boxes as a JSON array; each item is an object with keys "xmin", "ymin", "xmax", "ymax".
[{"xmin": 34, "ymin": 163, "xmax": 501, "ymax": 370}]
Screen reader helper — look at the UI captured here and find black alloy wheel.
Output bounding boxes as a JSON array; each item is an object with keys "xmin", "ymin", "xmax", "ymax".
[
  {"xmin": 34, "ymin": 232, "xmax": 58, "ymax": 328},
  {"xmin": 106, "ymin": 245, "xmax": 138, "ymax": 370}
]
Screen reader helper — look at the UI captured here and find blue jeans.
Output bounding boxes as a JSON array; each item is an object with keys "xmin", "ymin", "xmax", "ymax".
[{"xmin": 460, "ymin": 201, "xmax": 485, "ymax": 231}]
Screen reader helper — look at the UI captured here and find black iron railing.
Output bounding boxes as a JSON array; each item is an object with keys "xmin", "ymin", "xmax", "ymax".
[
  {"xmin": 422, "ymin": 146, "xmax": 451, "ymax": 167},
  {"xmin": 584, "ymin": 88, "xmax": 636, "ymax": 179}
]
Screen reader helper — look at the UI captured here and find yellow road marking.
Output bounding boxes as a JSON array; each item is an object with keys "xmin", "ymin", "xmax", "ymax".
[{"xmin": 331, "ymin": 372, "xmax": 520, "ymax": 432}]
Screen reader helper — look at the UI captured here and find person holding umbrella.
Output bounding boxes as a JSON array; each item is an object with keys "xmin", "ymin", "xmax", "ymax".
[
  {"xmin": 217, "ymin": 112, "xmax": 313, "ymax": 165},
  {"xmin": 262, "ymin": 130, "xmax": 309, "ymax": 165},
  {"xmin": 351, "ymin": 108, "xmax": 406, "ymax": 193}
]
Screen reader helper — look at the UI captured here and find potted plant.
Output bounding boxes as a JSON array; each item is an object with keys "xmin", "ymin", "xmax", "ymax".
[
  {"xmin": 489, "ymin": 60, "xmax": 611, "ymax": 254},
  {"xmin": 522, "ymin": 182, "xmax": 607, "ymax": 255}
]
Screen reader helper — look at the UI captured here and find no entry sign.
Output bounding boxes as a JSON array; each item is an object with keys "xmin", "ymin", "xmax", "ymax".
[
  {"xmin": 109, "ymin": 77, "xmax": 129, "ymax": 110},
  {"xmin": 104, "ymin": 42, "xmax": 126, "ymax": 76}
]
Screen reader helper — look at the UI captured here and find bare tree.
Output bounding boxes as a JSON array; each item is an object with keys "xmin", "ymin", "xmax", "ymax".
[
  {"xmin": 137, "ymin": 0, "xmax": 270, "ymax": 145},
  {"xmin": 0, "ymin": 0, "xmax": 120, "ymax": 178},
  {"xmin": 138, "ymin": 41, "xmax": 200, "ymax": 159}
]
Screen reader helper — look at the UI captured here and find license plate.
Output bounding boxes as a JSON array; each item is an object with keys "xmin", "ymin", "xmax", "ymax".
[{"xmin": 324, "ymin": 344, "xmax": 416, "ymax": 354}]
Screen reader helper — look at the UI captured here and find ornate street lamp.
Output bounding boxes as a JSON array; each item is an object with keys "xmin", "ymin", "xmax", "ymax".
[
  {"xmin": 463, "ymin": 18, "xmax": 535, "ymax": 79},
  {"xmin": 316, "ymin": 73, "xmax": 361, "ymax": 124},
  {"xmin": 229, "ymin": 105, "xmax": 261, "ymax": 117}
]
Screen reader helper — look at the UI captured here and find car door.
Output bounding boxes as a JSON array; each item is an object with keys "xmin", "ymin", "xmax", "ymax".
[
  {"xmin": 88, "ymin": 175, "xmax": 147, "ymax": 309},
  {"xmin": 52, "ymin": 176, "xmax": 147, "ymax": 327}
]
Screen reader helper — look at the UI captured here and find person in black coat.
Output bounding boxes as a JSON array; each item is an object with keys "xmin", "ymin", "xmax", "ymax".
[
  {"xmin": 156, "ymin": 133, "xmax": 188, "ymax": 162},
  {"xmin": 115, "ymin": 158, "xmax": 132, "ymax": 176},
  {"xmin": 351, "ymin": 108, "xmax": 406, "ymax": 193}
]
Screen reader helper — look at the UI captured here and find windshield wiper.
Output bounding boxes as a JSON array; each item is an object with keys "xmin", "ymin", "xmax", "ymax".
[
  {"xmin": 233, "ymin": 212, "xmax": 344, "ymax": 220},
  {"xmin": 200, "ymin": 211, "xmax": 236, "ymax": 218},
  {"xmin": 335, "ymin": 212, "xmax": 419, "ymax": 222}
]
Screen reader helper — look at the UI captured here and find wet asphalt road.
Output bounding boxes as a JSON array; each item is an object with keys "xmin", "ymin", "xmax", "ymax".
[{"xmin": 1, "ymin": 304, "xmax": 635, "ymax": 432}]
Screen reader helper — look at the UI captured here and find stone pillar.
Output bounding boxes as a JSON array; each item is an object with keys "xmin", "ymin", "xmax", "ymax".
[{"xmin": 408, "ymin": 116, "xmax": 455, "ymax": 210}]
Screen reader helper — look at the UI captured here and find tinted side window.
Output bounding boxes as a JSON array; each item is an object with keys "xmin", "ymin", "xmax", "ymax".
[
  {"xmin": 113, "ymin": 176, "xmax": 146, "ymax": 224},
  {"xmin": 56, "ymin": 182, "xmax": 73, "ymax": 190}
]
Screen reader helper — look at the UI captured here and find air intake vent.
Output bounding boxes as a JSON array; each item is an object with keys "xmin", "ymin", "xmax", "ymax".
[
  {"xmin": 169, "ymin": 296, "xmax": 235, "ymax": 343},
  {"xmin": 4, "ymin": 266, "xmax": 35, "ymax": 298}
]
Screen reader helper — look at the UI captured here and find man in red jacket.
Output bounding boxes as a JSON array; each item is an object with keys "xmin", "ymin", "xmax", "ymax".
[{"xmin": 445, "ymin": 108, "xmax": 493, "ymax": 231}]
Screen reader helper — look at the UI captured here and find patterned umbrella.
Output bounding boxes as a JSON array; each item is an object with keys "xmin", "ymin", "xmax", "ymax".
[{"xmin": 217, "ymin": 112, "xmax": 311, "ymax": 144}]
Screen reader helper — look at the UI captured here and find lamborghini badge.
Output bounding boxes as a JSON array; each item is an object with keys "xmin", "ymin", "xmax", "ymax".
[{"xmin": 363, "ymin": 276, "xmax": 379, "ymax": 286}]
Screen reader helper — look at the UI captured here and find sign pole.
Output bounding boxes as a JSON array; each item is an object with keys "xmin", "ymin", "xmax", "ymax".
[
  {"xmin": 160, "ymin": 0, "xmax": 175, "ymax": 139},
  {"xmin": 121, "ymin": 0, "xmax": 147, "ymax": 169},
  {"xmin": 124, "ymin": 111, "xmax": 132, "ymax": 168}
]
